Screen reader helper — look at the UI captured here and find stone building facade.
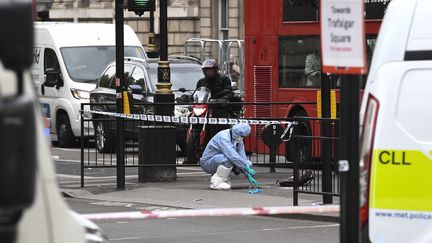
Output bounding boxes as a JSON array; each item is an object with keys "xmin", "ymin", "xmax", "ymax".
[{"xmin": 48, "ymin": 0, "xmax": 244, "ymax": 59}]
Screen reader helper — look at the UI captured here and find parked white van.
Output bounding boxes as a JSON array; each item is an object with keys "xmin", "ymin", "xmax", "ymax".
[
  {"xmin": 359, "ymin": 0, "xmax": 432, "ymax": 242},
  {"xmin": 32, "ymin": 22, "xmax": 147, "ymax": 147}
]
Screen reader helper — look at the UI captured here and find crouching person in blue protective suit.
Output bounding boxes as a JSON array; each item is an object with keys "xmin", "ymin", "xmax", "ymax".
[{"xmin": 200, "ymin": 123, "xmax": 260, "ymax": 190}]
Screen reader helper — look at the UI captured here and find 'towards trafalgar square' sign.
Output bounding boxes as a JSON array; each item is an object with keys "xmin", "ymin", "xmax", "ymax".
[{"xmin": 320, "ymin": 0, "xmax": 366, "ymax": 74}]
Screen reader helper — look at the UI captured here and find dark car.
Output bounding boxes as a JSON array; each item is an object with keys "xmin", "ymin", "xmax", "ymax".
[
  {"xmin": 90, "ymin": 56, "xmax": 203, "ymax": 153},
  {"xmin": 147, "ymin": 55, "xmax": 202, "ymax": 99},
  {"xmin": 147, "ymin": 56, "xmax": 204, "ymax": 153},
  {"xmin": 90, "ymin": 57, "xmax": 155, "ymax": 153}
]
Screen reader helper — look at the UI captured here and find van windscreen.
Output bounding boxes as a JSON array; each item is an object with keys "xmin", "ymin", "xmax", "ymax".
[{"xmin": 61, "ymin": 46, "xmax": 146, "ymax": 83}]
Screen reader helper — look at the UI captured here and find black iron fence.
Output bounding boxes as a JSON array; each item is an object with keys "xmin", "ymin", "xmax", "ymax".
[
  {"xmin": 289, "ymin": 116, "xmax": 341, "ymax": 205},
  {"xmin": 80, "ymin": 101, "xmax": 341, "ymax": 204}
]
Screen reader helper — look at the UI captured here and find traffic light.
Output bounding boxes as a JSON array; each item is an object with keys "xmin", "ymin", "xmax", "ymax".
[{"xmin": 128, "ymin": 0, "xmax": 155, "ymax": 16}]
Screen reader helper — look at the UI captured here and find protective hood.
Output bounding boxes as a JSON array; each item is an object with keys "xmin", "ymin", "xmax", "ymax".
[
  {"xmin": 231, "ymin": 123, "xmax": 251, "ymax": 139},
  {"xmin": 200, "ymin": 124, "xmax": 252, "ymax": 174}
]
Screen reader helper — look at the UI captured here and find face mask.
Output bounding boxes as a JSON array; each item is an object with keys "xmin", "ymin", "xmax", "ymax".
[{"xmin": 234, "ymin": 136, "xmax": 244, "ymax": 145}]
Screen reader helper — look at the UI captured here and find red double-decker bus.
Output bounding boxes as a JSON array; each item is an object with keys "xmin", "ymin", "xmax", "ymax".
[{"xmin": 243, "ymin": 0, "xmax": 391, "ymax": 160}]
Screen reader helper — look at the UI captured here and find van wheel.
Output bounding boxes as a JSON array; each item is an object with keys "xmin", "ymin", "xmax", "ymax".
[
  {"xmin": 57, "ymin": 114, "xmax": 76, "ymax": 147},
  {"xmin": 285, "ymin": 110, "xmax": 311, "ymax": 163},
  {"xmin": 94, "ymin": 120, "xmax": 116, "ymax": 153}
]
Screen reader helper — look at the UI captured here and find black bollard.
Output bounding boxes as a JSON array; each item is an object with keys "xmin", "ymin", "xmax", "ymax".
[{"xmin": 261, "ymin": 124, "xmax": 285, "ymax": 172}]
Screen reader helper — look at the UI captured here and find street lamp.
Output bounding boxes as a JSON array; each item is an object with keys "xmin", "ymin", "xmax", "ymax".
[
  {"xmin": 155, "ymin": 0, "xmax": 173, "ymax": 114},
  {"xmin": 150, "ymin": 0, "xmax": 176, "ymax": 182},
  {"xmin": 127, "ymin": 0, "xmax": 155, "ymax": 16}
]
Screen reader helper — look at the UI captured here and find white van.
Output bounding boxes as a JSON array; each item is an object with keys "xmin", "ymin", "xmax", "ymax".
[
  {"xmin": 32, "ymin": 22, "xmax": 147, "ymax": 147},
  {"xmin": 359, "ymin": 0, "xmax": 432, "ymax": 242}
]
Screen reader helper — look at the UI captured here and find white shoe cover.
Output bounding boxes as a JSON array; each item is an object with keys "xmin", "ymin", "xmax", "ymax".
[
  {"xmin": 226, "ymin": 176, "xmax": 232, "ymax": 187},
  {"xmin": 210, "ymin": 165, "xmax": 232, "ymax": 190}
]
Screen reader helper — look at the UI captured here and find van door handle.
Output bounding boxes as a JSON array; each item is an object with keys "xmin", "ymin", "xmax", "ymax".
[{"xmin": 41, "ymin": 84, "xmax": 45, "ymax": 95}]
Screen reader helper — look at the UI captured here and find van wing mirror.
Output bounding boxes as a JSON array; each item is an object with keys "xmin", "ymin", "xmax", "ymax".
[
  {"xmin": 44, "ymin": 68, "xmax": 61, "ymax": 87},
  {"xmin": 0, "ymin": 96, "xmax": 36, "ymax": 215}
]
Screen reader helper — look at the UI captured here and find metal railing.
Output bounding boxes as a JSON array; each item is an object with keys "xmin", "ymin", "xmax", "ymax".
[{"xmin": 80, "ymin": 101, "xmax": 341, "ymax": 204}]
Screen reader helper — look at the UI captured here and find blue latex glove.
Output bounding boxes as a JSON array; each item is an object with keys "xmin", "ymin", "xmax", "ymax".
[
  {"xmin": 248, "ymin": 188, "xmax": 262, "ymax": 194},
  {"xmin": 246, "ymin": 173, "xmax": 260, "ymax": 187},
  {"xmin": 244, "ymin": 165, "xmax": 256, "ymax": 176}
]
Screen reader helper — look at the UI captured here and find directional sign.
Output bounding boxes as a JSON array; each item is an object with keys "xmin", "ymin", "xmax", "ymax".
[{"xmin": 320, "ymin": 0, "xmax": 366, "ymax": 74}]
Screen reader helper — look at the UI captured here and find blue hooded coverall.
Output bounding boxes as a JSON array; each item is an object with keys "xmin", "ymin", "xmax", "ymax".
[{"xmin": 200, "ymin": 123, "xmax": 252, "ymax": 174}]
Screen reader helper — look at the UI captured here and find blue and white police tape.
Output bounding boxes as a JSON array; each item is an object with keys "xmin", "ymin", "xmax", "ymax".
[{"xmin": 86, "ymin": 110, "xmax": 297, "ymax": 126}]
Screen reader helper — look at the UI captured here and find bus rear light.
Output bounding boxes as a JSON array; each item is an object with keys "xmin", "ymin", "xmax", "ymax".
[{"xmin": 359, "ymin": 94, "xmax": 379, "ymax": 227}]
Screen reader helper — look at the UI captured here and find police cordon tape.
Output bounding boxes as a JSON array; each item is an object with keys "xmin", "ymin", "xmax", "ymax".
[
  {"xmin": 83, "ymin": 205, "xmax": 340, "ymax": 221},
  {"xmin": 87, "ymin": 110, "xmax": 297, "ymax": 126}
]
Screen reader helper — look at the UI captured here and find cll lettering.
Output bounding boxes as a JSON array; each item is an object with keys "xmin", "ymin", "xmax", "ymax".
[{"xmin": 378, "ymin": 151, "xmax": 411, "ymax": 165}]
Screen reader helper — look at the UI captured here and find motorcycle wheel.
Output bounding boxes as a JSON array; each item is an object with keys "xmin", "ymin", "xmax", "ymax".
[{"xmin": 94, "ymin": 120, "xmax": 116, "ymax": 153}]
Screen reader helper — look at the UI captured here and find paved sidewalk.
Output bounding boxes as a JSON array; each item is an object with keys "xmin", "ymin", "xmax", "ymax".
[{"xmin": 62, "ymin": 166, "xmax": 340, "ymax": 217}]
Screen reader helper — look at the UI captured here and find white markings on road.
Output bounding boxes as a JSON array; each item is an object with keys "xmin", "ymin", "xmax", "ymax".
[
  {"xmin": 111, "ymin": 236, "xmax": 143, "ymax": 241},
  {"xmin": 52, "ymin": 147, "xmax": 83, "ymax": 152},
  {"xmin": 91, "ymin": 201, "xmax": 136, "ymax": 207},
  {"xmin": 57, "ymin": 174, "xmax": 138, "ymax": 180},
  {"xmin": 177, "ymin": 171, "xmax": 207, "ymax": 176},
  {"xmin": 109, "ymin": 224, "xmax": 340, "ymax": 241},
  {"xmin": 260, "ymin": 224, "xmax": 340, "ymax": 230},
  {"xmin": 57, "ymin": 168, "xmax": 206, "ymax": 188},
  {"xmin": 54, "ymin": 158, "xmax": 133, "ymax": 163}
]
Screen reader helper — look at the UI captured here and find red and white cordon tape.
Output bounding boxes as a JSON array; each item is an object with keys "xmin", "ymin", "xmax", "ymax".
[{"xmin": 83, "ymin": 205, "xmax": 339, "ymax": 221}]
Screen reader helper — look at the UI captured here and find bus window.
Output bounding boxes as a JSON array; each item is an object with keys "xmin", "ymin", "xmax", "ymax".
[
  {"xmin": 278, "ymin": 36, "xmax": 376, "ymax": 89},
  {"xmin": 278, "ymin": 36, "xmax": 320, "ymax": 89}
]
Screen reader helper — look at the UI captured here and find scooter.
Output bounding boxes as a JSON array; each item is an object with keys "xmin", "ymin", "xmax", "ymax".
[{"xmin": 185, "ymin": 86, "xmax": 212, "ymax": 164}]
